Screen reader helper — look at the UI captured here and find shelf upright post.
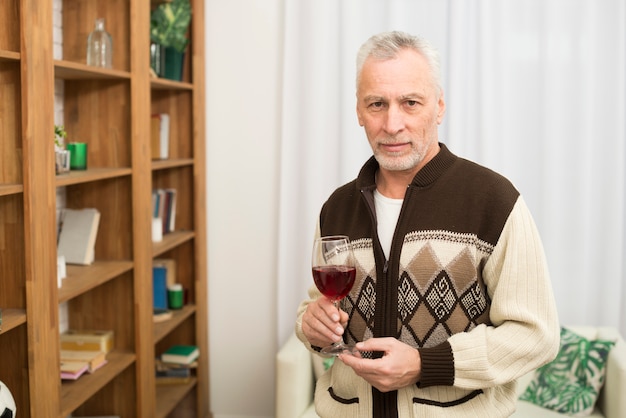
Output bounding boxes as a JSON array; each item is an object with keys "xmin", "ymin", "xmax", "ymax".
[
  {"xmin": 190, "ymin": 0, "xmax": 210, "ymax": 416},
  {"xmin": 20, "ymin": 0, "xmax": 61, "ymax": 416},
  {"xmin": 130, "ymin": 0, "xmax": 157, "ymax": 416}
]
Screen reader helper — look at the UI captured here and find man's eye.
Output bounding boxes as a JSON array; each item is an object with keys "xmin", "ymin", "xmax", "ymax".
[
  {"xmin": 406, "ymin": 100, "xmax": 418, "ymax": 107},
  {"xmin": 369, "ymin": 102, "xmax": 384, "ymax": 109}
]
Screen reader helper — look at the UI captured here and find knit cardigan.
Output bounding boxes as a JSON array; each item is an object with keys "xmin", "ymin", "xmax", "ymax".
[{"xmin": 296, "ymin": 143, "xmax": 560, "ymax": 418}]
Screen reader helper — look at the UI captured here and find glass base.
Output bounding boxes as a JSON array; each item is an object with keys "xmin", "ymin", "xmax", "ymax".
[{"xmin": 320, "ymin": 341, "xmax": 359, "ymax": 356}]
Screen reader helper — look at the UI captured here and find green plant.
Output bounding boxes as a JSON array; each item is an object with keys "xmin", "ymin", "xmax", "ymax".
[
  {"xmin": 150, "ymin": 0, "xmax": 192, "ymax": 53},
  {"xmin": 54, "ymin": 125, "xmax": 67, "ymax": 147}
]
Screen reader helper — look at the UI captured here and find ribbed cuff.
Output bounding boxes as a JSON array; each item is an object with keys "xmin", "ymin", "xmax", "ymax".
[{"xmin": 417, "ymin": 341, "xmax": 454, "ymax": 388}]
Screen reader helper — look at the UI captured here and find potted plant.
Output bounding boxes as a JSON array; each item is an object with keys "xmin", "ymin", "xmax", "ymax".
[
  {"xmin": 55, "ymin": 125, "xmax": 70, "ymax": 175},
  {"xmin": 150, "ymin": 0, "xmax": 191, "ymax": 81}
]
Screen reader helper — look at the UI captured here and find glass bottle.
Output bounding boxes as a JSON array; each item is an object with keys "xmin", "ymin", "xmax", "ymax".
[{"xmin": 86, "ymin": 18, "xmax": 113, "ymax": 68}]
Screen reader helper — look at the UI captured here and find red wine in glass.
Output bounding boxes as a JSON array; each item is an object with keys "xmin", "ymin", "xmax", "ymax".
[
  {"xmin": 311, "ymin": 235, "xmax": 357, "ymax": 356},
  {"xmin": 312, "ymin": 265, "xmax": 356, "ymax": 301}
]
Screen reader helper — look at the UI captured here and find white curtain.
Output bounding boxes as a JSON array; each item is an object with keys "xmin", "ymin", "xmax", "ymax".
[{"xmin": 277, "ymin": 0, "xmax": 626, "ymax": 346}]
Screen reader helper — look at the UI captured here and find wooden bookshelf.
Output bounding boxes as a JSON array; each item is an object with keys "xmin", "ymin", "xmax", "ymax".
[{"xmin": 0, "ymin": 0, "xmax": 209, "ymax": 417}]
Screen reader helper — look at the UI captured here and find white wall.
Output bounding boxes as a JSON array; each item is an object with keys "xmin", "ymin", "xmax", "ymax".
[{"xmin": 205, "ymin": 1, "xmax": 283, "ymax": 417}]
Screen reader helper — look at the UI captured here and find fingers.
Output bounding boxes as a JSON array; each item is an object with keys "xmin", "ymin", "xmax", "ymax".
[
  {"xmin": 338, "ymin": 352, "xmax": 395, "ymax": 392},
  {"xmin": 338, "ymin": 338, "xmax": 422, "ymax": 393},
  {"xmin": 353, "ymin": 336, "xmax": 395, "ymax": 353},
  {"xmin": 302, "ymin": 298, "xmax": 345, "ymax": 347}
]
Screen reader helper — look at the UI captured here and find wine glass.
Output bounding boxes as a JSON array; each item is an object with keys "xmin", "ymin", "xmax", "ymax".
[{"xmin": 311, "ymin": 235, "xmax": 357, "ymax": 355}]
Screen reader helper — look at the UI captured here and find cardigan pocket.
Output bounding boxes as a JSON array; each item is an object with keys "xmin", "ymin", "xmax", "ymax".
[
  {"xmin": 412, "ymin": 389, "xmax": 483, "ymax": 407},
  {"xmin": 329, "ymin": 386, "xmax": 359, "ymax": 404},
  {"xmin": 314, "ymin": 361, "xmax": 366, "ymax": 417}
]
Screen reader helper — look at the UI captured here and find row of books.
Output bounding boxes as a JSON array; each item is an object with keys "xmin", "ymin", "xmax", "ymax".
[{"xmin": 152, "ymin": 188, "xmax": 177, "ymax": 241}]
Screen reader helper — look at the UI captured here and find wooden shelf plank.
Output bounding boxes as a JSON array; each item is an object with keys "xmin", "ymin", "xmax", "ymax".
[
  {"xmin": 155, "ymin": 377, "xmax": 197, "ymax": 418},
  {"xmin": 0, "ymin": 308, "xmax": 27, "ymax": 334},
  {"xmin": 153, "ymin": 304, "xmax": 196, "ymax": 343},
  {"xmin": 152, "ymin": 230, "xmax": 195, "ymax": 257},
  {"xmin": 60, "ymin": 350, "xmax": 136, "ymax": 418},
  {"xmin": 58, "ymin": 260, "xmax": 134, "ymax": 303},
  {"xmin": 150, "ymin": 77, "xmax": 193, "ymax": 91},
  {"xmin": 55, "ymin": 167, "xmax": 132, "ymax": 187},
  {"xmin": 151, "ymin": 158, "xmax": 194, "ymax": 171},
  {"xmin": 54, "ymin": 59, "xmax": 131, "ymax": 80},
  {"xmin": 0, "ymin": 183, "xmax": 23, "ymax": 196},
  {"xmin": 0, "ymin": 50, "xmax": 20, "ymax": 61}
]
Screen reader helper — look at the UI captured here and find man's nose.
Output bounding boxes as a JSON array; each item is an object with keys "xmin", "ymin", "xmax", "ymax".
[{"xmin": 383, "ymin": 105, "xmax": 404, "ymax": 135}]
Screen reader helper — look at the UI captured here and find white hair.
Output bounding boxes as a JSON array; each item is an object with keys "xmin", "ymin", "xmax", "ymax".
[{"xmin": 356, "ymin": 31, "xmax": 442, "ymax": 93}]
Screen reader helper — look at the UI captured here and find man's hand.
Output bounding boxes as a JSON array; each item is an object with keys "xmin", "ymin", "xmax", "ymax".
[
  {"xmin": 301, "ymin": 296, "xmax": 349, "ymax": 348},
  {"xmin": 339, "ymin": 337, "xmax": 422, "ymax": 393}
]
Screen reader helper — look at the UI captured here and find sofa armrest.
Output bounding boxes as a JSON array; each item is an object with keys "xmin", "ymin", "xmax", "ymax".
[
  {"xmin": 598, "ymin": 329, "xmax": 626, "ymax": 418},
  {"xmin": 276, "ymin": 333, "xmax": 315, "ymax": 418}
]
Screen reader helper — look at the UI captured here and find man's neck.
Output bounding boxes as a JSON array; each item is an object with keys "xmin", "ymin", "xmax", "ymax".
[{"xmin": 376, "ymin": 169, "xmax": 415, "ymax": 199}]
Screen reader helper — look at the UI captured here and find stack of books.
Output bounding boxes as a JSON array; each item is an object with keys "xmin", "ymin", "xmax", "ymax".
[
  {"xmin": 59, "ymin": 329, "xmax": 113, "ymax": 380},
  {"xmin": 156, "ymin": 344, "xmax": 199, "ymax": 385},
  {"xmin": 60, "ymin": 350, "xmax": 107, "ymax": 380}
]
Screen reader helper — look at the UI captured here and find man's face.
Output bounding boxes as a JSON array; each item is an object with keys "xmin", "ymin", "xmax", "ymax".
[{"xmin": 356, "ymin": 48, "xmax": 445, "ymax": 174}]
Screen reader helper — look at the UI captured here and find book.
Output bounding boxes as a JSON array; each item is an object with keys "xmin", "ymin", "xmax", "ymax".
[
  {"xmin": 153, "ymin": 258, "xmax": 176, "ymax": 288},
  {"xmin": 153, "ymin": 264, "xmax": 168, "ymax": 310},
  {"xmin": 155, "ymin": 358, "xmax": 197, "ymax": 372},
  {"xmin": 57, "ymin": 255, "xmax": 67, "ymax": 288},
  {"xmin": 161, "ymin": 345, "xmax": 199, "ymax": 365},
  {"xmin": 60, "ymin": 350, "xmax": 107, "ymax": 373},
  {"xmin": 150, "ymin": 113, "xmax": 170, "ymax": 160},
  {"xmin": 57, "ymin": 208, "xmax": 101, "ymax": 265},
  {"xmin": 151, "ymin": 188, "xmax": 177, "ymax": 234},
  {"xmin": 155, "ymin": 375, "xmax": 192, "ymax": 385},
  {"xmin": 60, "ymin": 329, "xmax": 114, "ymax": 353},
  {"xmin": 163, "ymin": 188, "xmax": 177, "ymax": 233},
  {"xmin": 156, "ymin": 366, "xmax": 191, "ymax": 378},
  {"xmin": 60, "ymin": 361, "xmax": 89, "ymax": 380},
  {"xmin": 153, "ymin": 308, "xmax": 173, "ymax": 322}
]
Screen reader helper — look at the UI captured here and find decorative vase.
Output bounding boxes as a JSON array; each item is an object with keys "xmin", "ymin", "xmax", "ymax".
[
  {"xmin": 55, "ymin": 150, "xmax": 71, "ymax": 175},
  {"xmin": 150, "ymin": 42, "xmax": 166, "ymax": 77},
  {"xmin": 163, "ymin": 46, "xmax": 184, "ymax": 81},
  {"xmin": 67, "ymin": 142, "xmax": 88, "ymax": 170},
  {"xmin": 87, "ymin": 18, "xmax": 113, "ymax": 68}
]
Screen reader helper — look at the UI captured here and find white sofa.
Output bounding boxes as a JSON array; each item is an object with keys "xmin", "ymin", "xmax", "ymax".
[{"xmin": 276, "ymin": 326, "xmax": 626, "ymax": 418}]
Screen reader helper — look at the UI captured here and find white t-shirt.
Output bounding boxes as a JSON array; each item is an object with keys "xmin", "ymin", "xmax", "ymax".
[{"xmin": 373, "ymin": 189, "xmax": 403, "ymax": 260}]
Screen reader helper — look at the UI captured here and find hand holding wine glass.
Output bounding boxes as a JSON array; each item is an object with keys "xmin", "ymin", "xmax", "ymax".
[{"xmin": 311, "ymin": 235, "xmax": 357, "ymax": 356}]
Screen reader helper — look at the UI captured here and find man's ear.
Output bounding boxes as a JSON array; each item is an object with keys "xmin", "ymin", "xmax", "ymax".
[
  {"xmin": 356, "ymin": 105, "xmax": 364, "ymax": 126},
  {"xmin": 436, "ymin": 89, "xmax": 446, "ymax": 125}
]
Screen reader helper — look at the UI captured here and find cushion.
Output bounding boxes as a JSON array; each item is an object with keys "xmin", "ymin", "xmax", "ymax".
[
  {"xmin": 312, "ymin": 354, "xmax": 335, "ymax": 380},
  {"xmin": 519, "ymin": 327, "xmax": 615, "ymax": 416}
]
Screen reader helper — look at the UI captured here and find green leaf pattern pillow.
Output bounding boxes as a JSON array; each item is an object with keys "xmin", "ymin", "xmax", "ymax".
[{"xmin": 519, "ymin": 327, "xmax": 615, "ymax": 416}]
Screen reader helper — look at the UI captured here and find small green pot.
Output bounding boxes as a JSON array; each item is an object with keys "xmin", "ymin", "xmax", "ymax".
[{"xmin": 164, "ymin": 47, "xmax": 185, "ymax": 81}]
